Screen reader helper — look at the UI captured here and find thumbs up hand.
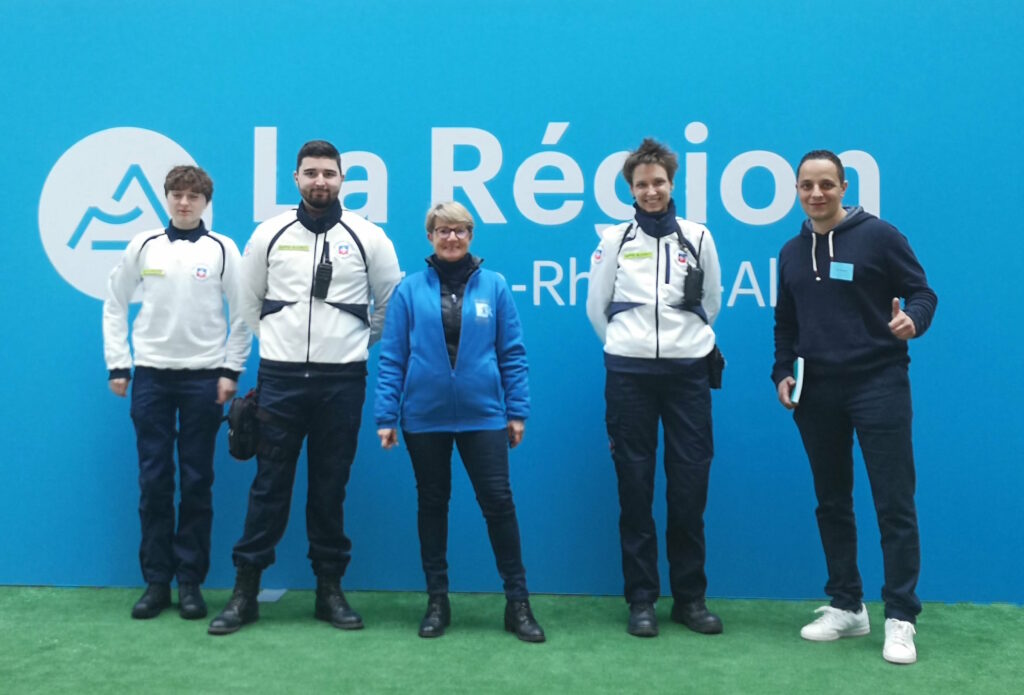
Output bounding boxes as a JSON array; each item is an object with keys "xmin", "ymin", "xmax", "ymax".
[{"xmin": 888, "ymin": 297, "xmax": 917, "ymax": 340}]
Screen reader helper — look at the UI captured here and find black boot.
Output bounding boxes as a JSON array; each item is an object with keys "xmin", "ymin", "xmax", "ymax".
[
  {"xmin": 628, "ymin": 602, "xmax": 659, "ymax": 637},
  {"xmin": 418, "ymin": 594, "xmax": 451, "ymax": 638},
  {"xmin": 178, "ymin": 582, "xmax": 208, "ymax": 620},
  {"xmin": 131, "ymin": 583, "xmax": 171, "ymax": 619},
  {"xmin": 314, "ymin": 576, "xmax": 364, "ymax": 630},
  {"xmin": 207, "ymin": 565, "xmax": 261, "ymax": 635},
  {"xmin": 671, "ymin": 599, "xmax": 723, "ymax": 634},
  {"xmin": 504, "ymin": 599, "xmax": 545, "ymax": 643}
]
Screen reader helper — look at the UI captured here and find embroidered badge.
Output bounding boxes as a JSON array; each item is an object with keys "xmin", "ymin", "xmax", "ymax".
[{"xmin": 622, "ymin": 251, "xmax": 653, "ymax": 260}]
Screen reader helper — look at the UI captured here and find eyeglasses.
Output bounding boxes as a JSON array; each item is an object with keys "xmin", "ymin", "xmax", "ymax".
[{"xmin": 433, "ymin": 227, "xmax": 470, "ymax": 240}]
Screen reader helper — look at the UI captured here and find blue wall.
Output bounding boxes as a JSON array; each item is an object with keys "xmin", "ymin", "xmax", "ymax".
[{"xmin": 1, "ymin": 0, "xmax": 1021, "ymax": 603}]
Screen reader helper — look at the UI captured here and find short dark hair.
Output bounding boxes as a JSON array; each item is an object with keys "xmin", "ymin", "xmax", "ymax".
[
  {"xmin": 797, "ymin": 150, "xmax": 845, "ymax": 183},
  {"xmin": 296, "ymin": 140, "xmax": 341, "ymax": 170},
  {"xmin": 622, "ymin": 138, "xmax": 679, "ymax": 185},
  {"xmin": 164, "ymin": 165, "xmax": 213, "ymax": 201}
]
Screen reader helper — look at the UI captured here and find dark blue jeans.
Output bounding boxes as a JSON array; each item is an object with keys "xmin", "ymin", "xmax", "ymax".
[
  {"xmin": 793, "ymin": 361, "xmax": 921, "ymax": 623},
  {"xmin": 130, "ymin": 367, "xmax": 222, "ymax": 584},
  {"xmin": 403, "ymin": 429, "xmax": 529, "ymax": 601},
  {"xmin": 232, "ymin": 368, "xmax": 365, "ymax": 577},
  {"xmin": 605, "ymin": 365, "xmax": 713, "ymax": 605}
]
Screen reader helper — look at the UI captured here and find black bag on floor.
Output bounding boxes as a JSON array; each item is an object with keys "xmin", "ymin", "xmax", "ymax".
[{"xmin": 226, "ymin": 388, "xmax": 259, "ymax": 461}]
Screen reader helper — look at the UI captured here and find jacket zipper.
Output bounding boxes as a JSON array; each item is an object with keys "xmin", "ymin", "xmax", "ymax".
[
  {"xmin": 305, "ymin": 232, "xmax": 318, "ymax": 364},
  {"xmin": 654, "ymin": 240, "xmax": 661, "ymax": 358},
  {"xmin": 443, "ymin": 269, "xmax": 478, "ymax": 423}
]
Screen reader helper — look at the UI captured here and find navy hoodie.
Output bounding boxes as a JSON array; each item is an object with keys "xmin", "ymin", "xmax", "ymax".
[{"xmin": 772, "ymin": 206, "xmax": 937, "ymax": 383}]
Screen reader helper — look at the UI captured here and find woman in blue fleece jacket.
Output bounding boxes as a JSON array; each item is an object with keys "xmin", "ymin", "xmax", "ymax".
[{"xmin": 374, "ymin": 201, "xmax": 543, "ymax": 643}]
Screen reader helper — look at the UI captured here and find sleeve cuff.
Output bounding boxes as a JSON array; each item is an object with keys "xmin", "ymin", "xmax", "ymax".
[
  {"xmin": 109, "ymin": 368, "xmax": 131, "ymax": 381},
  {"xmin": 219, "ymin": 368, "xmax": 242, "ymax": 381}
]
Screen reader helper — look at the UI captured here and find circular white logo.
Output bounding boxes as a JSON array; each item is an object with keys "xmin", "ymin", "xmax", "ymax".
[{"xmin": 39, "ymin": 127, "xmax": 213, "ymax": 299}]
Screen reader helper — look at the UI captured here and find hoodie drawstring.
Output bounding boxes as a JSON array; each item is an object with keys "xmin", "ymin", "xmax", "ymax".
[{"xmin": 811, "ymin": 230, "xmax": 834, "ymax": 282}]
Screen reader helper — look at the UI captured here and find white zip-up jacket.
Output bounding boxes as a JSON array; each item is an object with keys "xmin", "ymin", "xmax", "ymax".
[
  {"xmin": 239, "ymin": 206, "xmax": 402, "ymax": 365},
  {"xmin": 586, "ymin": 215, "xmax": 721, "ymax": 365},
  {"xmin": 103, "ymin": 224, "xmax": 252, "ymax": 376}
]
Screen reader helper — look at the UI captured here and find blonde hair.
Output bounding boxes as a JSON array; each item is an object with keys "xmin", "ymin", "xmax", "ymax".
[{"xmin": 425, "ymin": 201, "xmax": 475, "ymax": 234}]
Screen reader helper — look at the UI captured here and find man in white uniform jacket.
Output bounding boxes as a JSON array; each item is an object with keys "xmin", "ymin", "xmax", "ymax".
[{"xmin": 209, "ymin": 140, "xmax": 401, "ymax": 635}]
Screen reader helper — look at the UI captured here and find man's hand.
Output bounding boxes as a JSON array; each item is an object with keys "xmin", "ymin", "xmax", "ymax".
[
  {"xmin": 507, "ymin": 420, "xmax": 525, "ymax": 449},
  {"xmin": 378, "ymin": 428, "xmax": 398, "ymax": 449},
  {"xmin": 109, "ymin": 378, "xmax": 129, "ymax": 398},
  {"xmin": 888, "ymin": 297, "xmax": 917, "ymax": 340},
  {"xmin": 777, "ymin": 377, "xmax": 796, "ymax": 410},
  {"xmin": 217, "ymin": 377, "xmax": 238, "ymax": 405}
]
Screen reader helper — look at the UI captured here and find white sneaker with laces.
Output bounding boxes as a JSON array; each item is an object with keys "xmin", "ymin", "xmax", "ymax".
[
  {"xmin": 800, "ymin": 603, "xmax": 870, "ymax": 641},
  {"xmin": 883, "ymin": 618, "xmax": 917, "ymax": 664}
]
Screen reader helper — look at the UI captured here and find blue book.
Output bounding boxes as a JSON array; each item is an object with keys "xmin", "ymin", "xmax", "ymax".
[{"xmin": 791, "ymin": 357, "xmax": 805, "ymax": 406}]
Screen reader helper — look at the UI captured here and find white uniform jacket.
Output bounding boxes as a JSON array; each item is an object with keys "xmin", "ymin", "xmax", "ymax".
[
  {"xmin": 239, "ymin": 208, "xmax": 402, "ymax": 364},
  {"xmin": 103, "ymin": 226, "xmax": 252, "ymax": 374},
  {"xmin": 586, "ymin": 217, "xmax": 721, "ymax": 361}
]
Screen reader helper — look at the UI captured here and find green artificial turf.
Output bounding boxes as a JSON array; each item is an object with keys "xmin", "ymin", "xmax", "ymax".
[{"xmin": 1, "ymin": 588, "xmax": 1021, "ymax": 694}]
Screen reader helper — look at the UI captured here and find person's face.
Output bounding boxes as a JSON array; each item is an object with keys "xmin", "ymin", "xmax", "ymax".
[
  {"xmin": 166, "ymin": 189, "xmax": 208, "ymax": 230},
  {"xmin": 294, "ymin": 156, "xmax": 343, "ymax": 210},
  {"xmin": 428, "ymin": 221, "xmax": 473, "ymax": 262},
  {"xmin": 630, "ymin": 163, "xmax": 674, "ymax": 214},
  {"xmin": 797, "ymin": 158, "xmax": 848, "ymax": 227}
]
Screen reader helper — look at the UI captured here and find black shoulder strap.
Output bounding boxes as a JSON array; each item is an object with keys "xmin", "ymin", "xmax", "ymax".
[
  {"xmin": 617, "ymin": 223, "xmax": 636, "ymax": 256},
  {"xmin": 612, "ymin": 223, "xmax": 638, "ymax": 276},
  {"xmin": 204, "ymin": 233, "xmax": 228, "ymax": 280},
  {"xmin": 266, "ymin": 218, "xmax": 302, "ymax": 265},
  {"xmin": 674, "ymin": 228, "xmax": 704, "ymax": 269}
]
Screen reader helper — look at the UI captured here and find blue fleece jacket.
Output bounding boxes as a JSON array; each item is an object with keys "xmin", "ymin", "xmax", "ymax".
[
  {"xmin": 772, "ymin": 206, "xmax": 937, "ymax": 383},
  {"xmin": 374, "ymin": 264, "xmax": 529, "ymax": 433}
]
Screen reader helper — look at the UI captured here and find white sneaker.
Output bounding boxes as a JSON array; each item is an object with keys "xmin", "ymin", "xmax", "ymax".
[
  {"xmin": 800, "ymin": 603, "xmax": 870, "ymax": 641},
  {"xmin": 883, "ymin": 618, "xmax": 917, "ymax": 664}
]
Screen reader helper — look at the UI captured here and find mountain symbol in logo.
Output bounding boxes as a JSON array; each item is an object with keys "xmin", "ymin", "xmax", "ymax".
[{"xmin": 66, "ymin": 164, "xmax": 169, "ymax": 251}]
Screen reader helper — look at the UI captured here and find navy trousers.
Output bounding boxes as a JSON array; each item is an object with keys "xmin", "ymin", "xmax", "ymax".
[
  {"xmin": 131, "ymin": 367, "xmax": 222, "ymax": 584},
  {"xmin": 605, "ymin": 365, "xmax": 713, "ymax": 605},
  {"xmin": 232, "ymin": 368, "xmax": 365, "ymax": 578},
  {"xmin": 403, "ymin": 429, "xmax": 529, "ymax": 601},
  {"xmin": 793, "ymin": 361, "xmax": 921, "ymax": 623}
]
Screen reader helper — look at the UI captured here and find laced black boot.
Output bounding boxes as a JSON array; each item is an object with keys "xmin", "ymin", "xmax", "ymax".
[
  {"xmin": 314, "ymin": 575, "xmax": 364, "ymax": 630},
  {"xmin": 504, "ymin": 599, "xmax": 546, "ymax": 643},
  {"xmin": 418, "ymin": 594, "xmax": 451, "ymax": 638},
  {"xmin": 207, "ymin": 565, "xmax": 261, "ymax": 635}
]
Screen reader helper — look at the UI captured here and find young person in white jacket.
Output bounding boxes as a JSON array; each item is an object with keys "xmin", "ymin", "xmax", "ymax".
[
  {"xmin": 586, "ymin": 138, "xmax": 723, "ymax": 638},
  {"xmin": 103, "ymin": 165, "xmax": 251, "ymax": 621}
]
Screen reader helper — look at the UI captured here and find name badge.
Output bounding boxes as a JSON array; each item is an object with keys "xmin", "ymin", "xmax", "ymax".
[{"xmin": 829, "ymin": 262, "xmax": 854, "ymax": 282}]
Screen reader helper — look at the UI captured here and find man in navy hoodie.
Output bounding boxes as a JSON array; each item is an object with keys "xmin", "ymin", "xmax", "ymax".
[{"xmin": 772, "ymin": 150, "xmax": 936, "ymax": 665}]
